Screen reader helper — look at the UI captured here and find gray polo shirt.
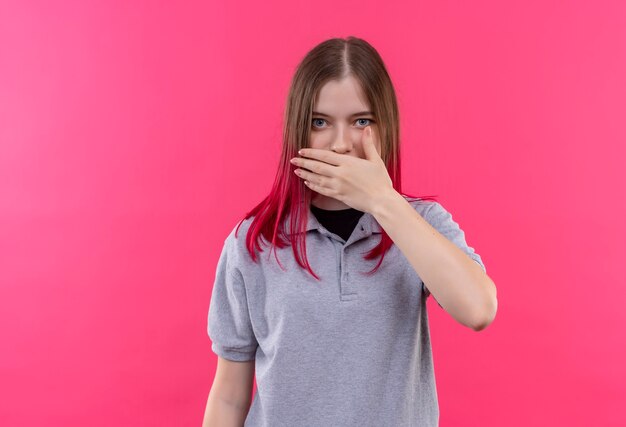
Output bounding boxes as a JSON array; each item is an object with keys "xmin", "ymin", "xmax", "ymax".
[{"xmin": 207, "ymin": 197, "xmax": 486, "ymax": 427}]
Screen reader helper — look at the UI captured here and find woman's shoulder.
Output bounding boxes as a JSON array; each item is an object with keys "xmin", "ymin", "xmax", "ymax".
[
  {"xmin": 223, "ymin": 216, "xmax": 254, "ymax": 252},
  {"xmin": 402, "ymin": 195, "xmax": 439, "ymax": 216},
  {"xmin": 220, "ymin": 214, "xmax": 272, "ymax": 270}
]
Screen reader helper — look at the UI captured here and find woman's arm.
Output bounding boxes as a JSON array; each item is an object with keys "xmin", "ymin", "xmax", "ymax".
[
  {"xmin": 372, "ymin": 191, "xmax": 497, "ymax": 331},
  {"xmin": 202, "ymin": 394, "xmax": 249, "ymax": 427},
  {"xmin": 202, "ymin": 357, "xmax": 255, "ymax": 427}
]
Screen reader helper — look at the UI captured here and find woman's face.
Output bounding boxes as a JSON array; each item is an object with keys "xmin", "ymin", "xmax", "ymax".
[
  {"xmin": 306, "ymin": 75, "xmax": 382, "ymax": 210},
  {"xmin": 309, "ymin": 75, "xmax": 381, "ymax": 158}
]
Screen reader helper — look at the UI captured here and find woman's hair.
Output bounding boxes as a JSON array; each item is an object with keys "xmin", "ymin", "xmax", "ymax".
[{"xmin": 234, "ymin": 36, "xmax": 437, "ymax": 280}]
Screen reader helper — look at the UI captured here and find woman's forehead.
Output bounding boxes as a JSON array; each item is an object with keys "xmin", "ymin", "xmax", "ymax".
[{"xmin": 313, "ymin": 80, "xmax": 371, "ymax": 117}]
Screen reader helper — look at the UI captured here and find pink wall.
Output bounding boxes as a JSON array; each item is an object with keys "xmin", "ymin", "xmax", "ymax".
[{"xmin": 1, "ymin": 1, "xmax": 625, "ymax": 425}]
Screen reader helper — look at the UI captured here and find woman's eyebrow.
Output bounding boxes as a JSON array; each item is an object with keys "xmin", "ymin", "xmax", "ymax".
[{"xmin": 312, "ymin": 111, "xmax": 374, "ymax": 117}]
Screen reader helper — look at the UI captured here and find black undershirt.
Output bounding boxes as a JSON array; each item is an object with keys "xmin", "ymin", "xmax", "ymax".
[{"xmin": 309, "ymin": 204, "xmax": 365, "ymax": 243}]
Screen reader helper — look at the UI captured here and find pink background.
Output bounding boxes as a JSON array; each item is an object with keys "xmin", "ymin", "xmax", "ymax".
[{"xmin": 1, "ymin": 1, "xmax": 625, "ymax": 425}]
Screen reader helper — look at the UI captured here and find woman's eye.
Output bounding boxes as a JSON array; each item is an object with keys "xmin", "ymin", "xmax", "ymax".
[
  {"xmin": 356, "ymin": 118, "xmax": 372, "ymax": 126},
  {"xmin": 312, "ymin": 118, "xmax": 326, "ymax": 128}
]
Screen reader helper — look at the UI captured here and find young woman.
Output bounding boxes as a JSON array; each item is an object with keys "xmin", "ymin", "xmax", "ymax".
[{"xmin": 203, "ymin": 36, "xmax": 497, "ymax": 427}]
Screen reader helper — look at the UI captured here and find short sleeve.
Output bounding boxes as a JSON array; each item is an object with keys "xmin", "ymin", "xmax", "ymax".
[
  {"xmin": 421, "ymin": 201, "xmax": 487, "ymax": 299},
  {"xmin": 207, "ymin": 237, "xmax": 258, "ymax": 362}
]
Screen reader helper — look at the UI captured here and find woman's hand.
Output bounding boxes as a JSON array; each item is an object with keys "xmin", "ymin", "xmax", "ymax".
[{"xmin": 289, "ymin": 126, "xmax": 396, "ymax": 214}]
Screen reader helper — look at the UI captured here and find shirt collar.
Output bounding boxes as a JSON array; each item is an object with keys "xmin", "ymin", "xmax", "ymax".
[{"xmin": 283, "ymin": 200, "xmax": 383, "ymax": 237}]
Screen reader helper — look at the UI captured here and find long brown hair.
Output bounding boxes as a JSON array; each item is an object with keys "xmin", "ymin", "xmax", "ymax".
[{"xmin": 235, "ymin": 36, "xmax": 436, "ymax": 280}]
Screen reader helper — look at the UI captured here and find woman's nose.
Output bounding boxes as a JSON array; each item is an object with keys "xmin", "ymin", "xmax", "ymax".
[{"xmin": 330, "ymin": 129, "xmax": 354, "ymax": 152}]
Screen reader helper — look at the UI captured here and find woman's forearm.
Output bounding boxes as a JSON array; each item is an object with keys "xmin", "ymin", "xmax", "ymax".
[{"xmin": 202, "ymin": 393, "xmax": 250, "ymax": 427}]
